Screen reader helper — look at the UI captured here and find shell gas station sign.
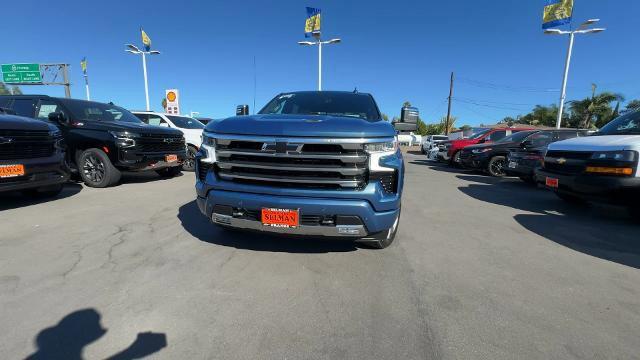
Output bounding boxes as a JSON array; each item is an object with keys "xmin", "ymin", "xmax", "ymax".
[{"xmin": 165, "ymin": 89, "xmax": 180, "ymax": 115}]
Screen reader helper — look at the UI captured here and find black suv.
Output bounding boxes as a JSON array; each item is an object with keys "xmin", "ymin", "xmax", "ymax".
[
  {"xmin": 505, "ymin": 129, "xmax": 590, "ymax": 183},
  {"xmin": 0, "ymin": 110, "xmax": 69, "ymax": 197},
  {"xmin": 0, "ymin": 95, "xmax": 186, "ymax": 187}
]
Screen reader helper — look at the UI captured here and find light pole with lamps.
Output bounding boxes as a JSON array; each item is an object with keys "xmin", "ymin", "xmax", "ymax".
[
  {"xmin": 125, "ymin": 44, "xmax": 161, "ymax": 111},
  {"xmin": 545, "ymin": 19, "xmax": 606, "ymax": 129},
  {"xmin": 298, "ymin": 37, "xmax": 341, "ymax": 91}
]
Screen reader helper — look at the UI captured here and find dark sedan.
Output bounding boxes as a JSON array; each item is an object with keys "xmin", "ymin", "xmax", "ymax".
[
  {"xmin": 506, "ymin": 130, "xmax": 590, "ymax": 182},
  {"xmin": 459, "ymin": 130, "xmax": 539, "ymax": 176}
]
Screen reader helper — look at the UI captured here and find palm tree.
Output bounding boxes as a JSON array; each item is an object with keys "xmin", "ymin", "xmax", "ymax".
[{"xmin": 569, "ymin": 92, "xmax": 624, "ymax": 129}]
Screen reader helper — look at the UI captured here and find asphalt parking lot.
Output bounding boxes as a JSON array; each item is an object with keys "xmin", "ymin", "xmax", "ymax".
[{"xmin": 1, "ymin": 152, "xmax": 639, "ymax": 359}]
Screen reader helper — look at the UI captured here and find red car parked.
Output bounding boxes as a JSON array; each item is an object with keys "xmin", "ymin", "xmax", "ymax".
[{"xmin": 441, "ymin": 127, "xmax": 537, "ymax": 165}]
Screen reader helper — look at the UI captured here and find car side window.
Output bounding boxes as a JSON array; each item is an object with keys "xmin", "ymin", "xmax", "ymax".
[
  {"xmin": 555, "ymin": 131, "xmax": 579, "ymax": 141},
  {"xmin": 147, "ymin": 115, "xmax": 168, "ymax": 127},
  {"xmin": 11, "ymin": 99, "xmax": 37, "ymax": 117},
  {"xmin": 488, "ymin": 130, "xmax": 507, "ymax": 142},
  {"xmin": 529, "ymin": 131, "xmax": 553, "ymax": 147},
  {"xmin": 36, "ymin": 100, "xmax": 64, "ymax": 120},
  {"xmin": 134, "ymin": 114, "xmax": 149, "ymax": 123}
]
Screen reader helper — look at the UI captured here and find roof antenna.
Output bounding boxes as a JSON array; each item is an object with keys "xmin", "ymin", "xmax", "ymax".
[{"xmin": 353, "ymin": 87, "xmax": 358, "ymax": 93}]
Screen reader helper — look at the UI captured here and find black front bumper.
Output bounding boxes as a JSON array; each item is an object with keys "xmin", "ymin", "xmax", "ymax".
[
  {"xmin": 116, "ymin": 150, "xmax": 187, "ymax": 171},
  {"xmin": 0, "ymin": 153, "xmax": 69, "ymax": 193},
  {"xmin": 460, "ymin": 152, "xmax": 489, "ymax": 169},
  {"xmin": 536, "ymin": 169, "xmax": 640, "ymax": 205}
]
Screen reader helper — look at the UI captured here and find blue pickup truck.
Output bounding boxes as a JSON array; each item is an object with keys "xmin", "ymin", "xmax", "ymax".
[{"xmin": 195, "ymin": 91, "xmax": 404, "ymax": 248}]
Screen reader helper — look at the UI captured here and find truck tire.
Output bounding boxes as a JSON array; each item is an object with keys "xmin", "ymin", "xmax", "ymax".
[
  {"xmin": 487, "ymin": 156, "xmax": 507, "ymax": 177},
  {"xmin": 156, "ymin": 166, "xmax": 182, "ymax": 178},
  {"xmin": 22, "ymin": 184, "xmax": 64, "ymax": 198},
  {"xmin": 182, "ymin": 145, "xmax": 197, "ymax": 172},
  {"xmin": 78, "ymin": 148, "xmax": 121, "ymax": 188},
  {"xmin": 357, "ymin": 208, "xmax": 401, "ymax": 249},
  {"xmin": 449, "ymin": 151, "xmax": 461, "ymax": 167}
]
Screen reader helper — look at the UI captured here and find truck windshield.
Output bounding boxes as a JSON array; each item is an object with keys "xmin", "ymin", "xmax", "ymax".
[
  {"xmin": 597, "ymin": 111, "xmax": 640, "ymax": 135},
  {"xmin": 166, "ymin": 115, "xmax": 205, "ymax": 129},
  {"xmin": 60, "ymin": 99, "xmax": 143, "ymax": 123},
  {"xmin": 259, "ymin": 92, "xmax": 381, "ymax": 121},
  {"xmin": 497, "ymin": 130, "xmax": 538, "ymax": 143},
  {"xmin": 467, "ymin": 129, "xmax": 490, "ymax": 140}
]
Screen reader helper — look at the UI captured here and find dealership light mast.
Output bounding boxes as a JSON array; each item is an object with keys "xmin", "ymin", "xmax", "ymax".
[
  {"xmin": 545, "ymin": 19, "xmax": 606, "ymax": 129},
  {"xmin": 124, "ymin": 44, "xmax": 161, "ymax": 111}
]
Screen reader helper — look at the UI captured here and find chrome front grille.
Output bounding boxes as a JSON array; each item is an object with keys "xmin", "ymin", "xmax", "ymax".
[{"xmin": 212, "ymin": 135, "xmax": 376, "ymax": 189}]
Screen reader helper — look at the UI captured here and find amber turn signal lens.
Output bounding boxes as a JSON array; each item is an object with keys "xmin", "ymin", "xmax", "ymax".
[{"xmin": 585, "ymin": 166, "xmax": 633, "ymax": 176}]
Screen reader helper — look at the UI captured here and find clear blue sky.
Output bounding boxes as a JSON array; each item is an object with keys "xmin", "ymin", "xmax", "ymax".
[{"xmin": 2, "ymin": 0, "xmax": 637, "ymax": 126}]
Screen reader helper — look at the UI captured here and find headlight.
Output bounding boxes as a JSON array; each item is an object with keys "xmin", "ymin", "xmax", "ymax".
[
  {"xmin": 109, "ymin": 131, "xmax": 140, "ymax": 139},
  {"xmin": 201, "ymin": 133, "xmax": 216, "ymax": 147},
  {"xmin": 200, "ymin": 132, "xmax": 217, "ymax": 164},
  {"xmin": 364, "ymin": 138, "xmax": 397, "ymax": 154},
  {"xmin": 49, "ymin": 129, "xmax": 62, "ymax": 138},
  {"xmin": 590, "ymin": 150, "xmax": 637, "ymax": 162},
  {"xmin": 472, "ymin": 148, "xmax": 492, "ymax": 154},
  {"xmin": 109, "ymin": 131, "xmax": 139, "ymax": 148}
]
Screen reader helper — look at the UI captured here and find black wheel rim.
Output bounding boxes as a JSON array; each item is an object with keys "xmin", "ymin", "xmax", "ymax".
[
  {"xmin": 490, "ymin": 159, "xmax": 506, "ymax": 176},
  {"xmin": 83, "ymin": 154, "xmax": 105, "ymax": 183},
  {"xmin": 184, "ymin": 148, "xmax": 196, "ymax": 169}
]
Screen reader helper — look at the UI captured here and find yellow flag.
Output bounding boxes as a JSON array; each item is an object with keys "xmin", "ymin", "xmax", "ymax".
[{"xmin": 141, "ymin": 28, "xmax": 152, "ymax": 51}]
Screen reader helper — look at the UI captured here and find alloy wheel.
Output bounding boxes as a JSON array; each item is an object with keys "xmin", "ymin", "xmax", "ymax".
[
  {"xmin": 489, "ymin": 158, "xmax": 506, "ymax": 177},
  {"xmin": 83, "ymin": 154, "xmax": 105, "ymax": 183}
]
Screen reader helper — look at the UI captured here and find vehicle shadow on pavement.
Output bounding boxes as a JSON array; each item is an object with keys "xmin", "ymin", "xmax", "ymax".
[
  {"xmin": 177, "ymin": 201, "xmax": 358, "ymax": 253},
  {"xmin": 458, "ymin": 175, "xmax": 640, "ymax": 269},
  {"xmin": 410, "ymin": 160, "xmax": 472, "ymax": 174},
  {"xmin": 25, "ymin": 308, "xmax": 167, "ymax": 360},
  {"xmin": 0, "ymin": 183, "xmax": 82, "ymax": 212},
  {"xmin": 118, "ymin": 171, "xmax": 184, "ymax": 184}
]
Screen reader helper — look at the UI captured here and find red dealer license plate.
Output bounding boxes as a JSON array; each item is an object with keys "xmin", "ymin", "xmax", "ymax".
[
  {"xmin": 261, "ymin": 208, "xmax": 299, "ymax": 228},
  {"xmin": 545, "ymin": 177, "xmax": 559, "ymax": 189}
]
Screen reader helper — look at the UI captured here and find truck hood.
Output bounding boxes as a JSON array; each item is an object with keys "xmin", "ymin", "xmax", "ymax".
[
  {"xmin": 206, "ymin": 114, "xmax": 396, "ymax": 138},
  {"xmin": 0, "ymin": 114, "xmax": 57, "ymax": 131},
  {"xmin": 87, "ymin": 121, "xmax": 183, "ymax": 137},
  {"xmin": 548, "ymin": 135, "xmax": 640, "ymax": 152}
]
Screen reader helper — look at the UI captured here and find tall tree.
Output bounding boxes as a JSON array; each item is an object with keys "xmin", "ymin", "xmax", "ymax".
[
  {"xmin": 625, "ymin": 99, "xmax": 640, "ymax": 111},
  {"xmin": 568, "ymin": 92, "xmax": 624, "ymax": 129}
]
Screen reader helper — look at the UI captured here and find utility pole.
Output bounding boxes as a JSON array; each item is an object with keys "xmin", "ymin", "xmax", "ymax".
[
  {"xmin": 445, "ymin": 72, "xmax": 454, "ymax": 135},
  {"xmin": 62, "ymin": 64, "xmax": 71, "ymax": 98}
]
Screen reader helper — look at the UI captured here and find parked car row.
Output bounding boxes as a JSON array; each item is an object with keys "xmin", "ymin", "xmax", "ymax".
[
  {"xmin": 0, "ymin": 95, "xmax": 193, "ymax": 197},
  {"xmin": 431, "ymin": 113, "xmax": 640, "ymax": 218}
]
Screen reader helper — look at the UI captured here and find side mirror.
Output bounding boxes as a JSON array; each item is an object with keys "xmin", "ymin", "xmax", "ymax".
[
  {"xmin": 521, "ymin": 140, "xmax": 532, "ymax": 148},
  {"xmin": 48, "ymin": 112, "xmax": 69, "ymax": 125},
  {"xmin": 478, "ymin": 138, "xmax": 486, "ymax": 144},
  {"xmin": 159, "ymin": 122, "xmax": 170, "ymax": 128},
  {"xmin": 236, "ymin": 105, "xmax": 249, "ymax": 116}
]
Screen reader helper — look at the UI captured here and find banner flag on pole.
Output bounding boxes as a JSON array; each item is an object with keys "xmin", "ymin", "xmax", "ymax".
[
  {"xmin": 80, "ymin": 57, "xmax": 87, "ymax": 75},
  {"xmin": 542, "ymin": 0, "xmax": 574, "ymax": 29},
  {"xmin": 141, "ymin": 28, "xmax": 152, "ymax": 51},
  {"xmin": 304, "ymin": 7, "xmax": 321, "ymax": 37}
]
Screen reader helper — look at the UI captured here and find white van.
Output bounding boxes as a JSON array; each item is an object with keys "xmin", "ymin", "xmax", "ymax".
[{"xmin": 537, "ymin": 111, "xmax": 640, "ymax": 217}]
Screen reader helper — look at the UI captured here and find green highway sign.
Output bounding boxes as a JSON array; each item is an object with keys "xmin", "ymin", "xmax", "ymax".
[{"xmin": 1, "ymin": 63, "xmax": 42, "ymax": 84}]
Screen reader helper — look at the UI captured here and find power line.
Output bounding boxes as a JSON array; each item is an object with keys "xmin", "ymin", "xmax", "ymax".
[
  {"xmin": 453, "ymin": 97, "xmax": 537, "ymax": 107},
  {"xmin": 452, "ymin": 98, "xmax": 527, "ymax": 111},
  {"xmin": 457, "ymin": 76, "xmax": 561, "ymax": 93}
]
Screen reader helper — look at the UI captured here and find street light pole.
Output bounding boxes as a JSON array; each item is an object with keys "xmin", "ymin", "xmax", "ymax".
[
  {"xmin": 556, "ymin": 32, "xmax": 575, "ymax": 130},
  {"xmin": 141, "ymin": 52, "xmax": 150, "ymax": 111},
  {"xmin": 298, "ymin": 38, "xmax": 340, "ymax": 91},
  {"xmin": 318, "ymin": 41, "xmax": 322, "ymax": 91},
  {"xmin": 125, "ymin": 44, "xmax": 160, "ymax": 112},
  {"xmin": 545, "ymin": 19, "xmax": 606, "ymax": 129}
]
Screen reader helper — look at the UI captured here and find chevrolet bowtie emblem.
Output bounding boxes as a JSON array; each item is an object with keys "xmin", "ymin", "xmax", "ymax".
[{"xmin": 557, "ymin": 158, "xmax": 567, "ymax": 165}]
